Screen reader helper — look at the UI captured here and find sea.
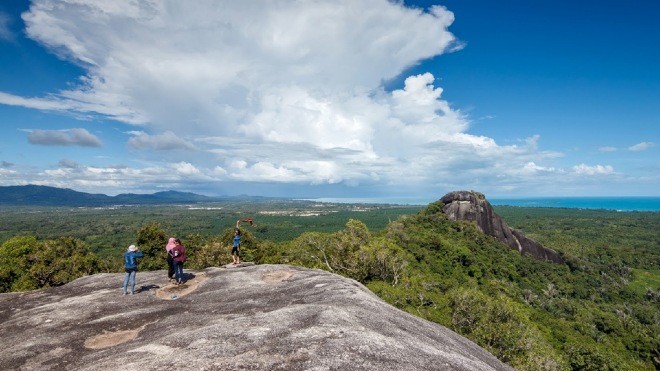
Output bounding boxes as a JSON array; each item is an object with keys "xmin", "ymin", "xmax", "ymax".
[
  {"xmin": 488, "ymin": 197, "xmax": 660, "ymax": 212},
  {"xmin": 303, "ymin": 197, "xmax": 660, "ymax": 212}
]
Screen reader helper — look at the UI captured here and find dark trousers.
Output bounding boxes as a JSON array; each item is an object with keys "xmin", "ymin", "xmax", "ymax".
[{"xmin": 167, "ymin": 254, "xmax": 175, "ymax": 279}]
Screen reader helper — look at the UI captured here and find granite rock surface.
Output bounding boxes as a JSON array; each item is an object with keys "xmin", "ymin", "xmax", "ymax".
[{"xmin": 0, "ymin": 264, "xmax": 514, "ymax": 370}]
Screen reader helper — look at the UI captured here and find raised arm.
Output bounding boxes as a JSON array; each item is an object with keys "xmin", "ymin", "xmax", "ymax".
[{"xmin": 236, "ymin": 218, "xmax": 255, "ymax": 228}]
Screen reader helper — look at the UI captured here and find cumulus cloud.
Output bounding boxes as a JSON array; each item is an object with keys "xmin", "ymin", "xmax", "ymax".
[
  {"xmin": 26, "ymin": 161, "xmax": 209, "ymax": 194},
  {"xmin": 27, "ymin": 128, "xmax": 102, "ymax": 147},
  {"xmin": 628, "ymin": 142, "xmax": 654, "ymax": 151},
  {"xmin": 12, "ymin": 0, "xmax": 458, "ymax": 132},
  {"xmin": 173, "ymin": 161, "xmax": 201, "ymax": 176},
  {"xmin": 0, "ymin": 1, "xmax": 593, "ymax": 196}
]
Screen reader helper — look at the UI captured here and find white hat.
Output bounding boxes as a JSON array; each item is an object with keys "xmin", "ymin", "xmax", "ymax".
[{"xmin": 128, "ymin": 244, "xmax": 137, "ymax": 252}]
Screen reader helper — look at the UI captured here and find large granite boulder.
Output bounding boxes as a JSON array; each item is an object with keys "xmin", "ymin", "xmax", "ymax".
[
  {"xmin": 0, "ymin": 264, "xmax": 513, "ymax": 370},
  {"xmin": 440, "ymin": 191, "xmax": 564, "ymax": 264}
]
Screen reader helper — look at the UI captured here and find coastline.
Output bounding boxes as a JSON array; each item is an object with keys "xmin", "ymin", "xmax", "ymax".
[
  {"xmin": 488, "ymin": 197, "xmax": 660, "ymax": 212},
  {"xmin": 302, "ymin": 196, "xmax": 660, "ymax": 212}
]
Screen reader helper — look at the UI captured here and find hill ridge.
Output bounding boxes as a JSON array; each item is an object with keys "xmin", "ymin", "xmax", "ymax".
[{"xmin": 0, "ymin": 185, "xmax": 212, "ymax": 206}]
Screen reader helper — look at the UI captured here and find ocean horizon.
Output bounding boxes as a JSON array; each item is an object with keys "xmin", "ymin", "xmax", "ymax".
[
  {"xmin": 302, "ymin": 196, "xmax": 660, "ymax": 212},
  {"xmin": 488, "ymin": 197, "xmax": 660, "ymax": 212}
]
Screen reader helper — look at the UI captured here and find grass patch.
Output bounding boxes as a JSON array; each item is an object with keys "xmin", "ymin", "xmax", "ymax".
[{"xmin": 629, "ymin": 268, "xmax": 660, "ymax": 295}]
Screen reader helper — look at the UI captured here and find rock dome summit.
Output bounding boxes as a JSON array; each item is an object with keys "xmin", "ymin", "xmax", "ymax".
[{"xmin": 0, "ymin": 264, "xmax": 513, "ymax": 370}]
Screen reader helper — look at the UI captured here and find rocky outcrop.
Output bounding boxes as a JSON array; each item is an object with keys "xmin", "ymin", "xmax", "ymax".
[
  {"xmin": 0, "ymin": 264, "xmax": 513, "ymax": 371},
  {"xmin": 440, "ymin": 191, "xmax": 564, "ymax": 264}
]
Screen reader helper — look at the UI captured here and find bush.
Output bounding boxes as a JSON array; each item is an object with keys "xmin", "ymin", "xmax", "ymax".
[{"xmin": 0, "ymin": 236, "xmax": 101, "ymax": 292}]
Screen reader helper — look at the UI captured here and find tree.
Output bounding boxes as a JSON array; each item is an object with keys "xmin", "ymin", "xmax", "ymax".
[
  {"xmin": 0, "ymin": 236, "xmax": 101, "ymax": 292},
  {"xmin": 135, "ymin": 223, "xmax": 167, "ymax": 271},
  {"xmin": 0, "ymin": 236, "xmax": 40, "ymax": 292},
  {"xmin": 285, "ymin": 231, "xmax": 335, "ymax": 271},
  {"xmin": 448, "ymin": 287, "xmax": 562, "ymax": 368},
  {"xmin": 361, "ymin": 237, "xmax": 409, "ymax": 285},
  {"xmin": 565, "ymin": 342, "xmax": 626, "ymax": 371}
]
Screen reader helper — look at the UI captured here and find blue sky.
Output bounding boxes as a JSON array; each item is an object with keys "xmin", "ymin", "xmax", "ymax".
[{"xmin": 0, "ymin": 0, "xmax": 658, "ymax": 202}]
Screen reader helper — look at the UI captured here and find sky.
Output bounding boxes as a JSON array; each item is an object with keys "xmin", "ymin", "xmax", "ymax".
[{"xmin": 0, "ymin": 0, "xmax": 658, "ymax": 202}]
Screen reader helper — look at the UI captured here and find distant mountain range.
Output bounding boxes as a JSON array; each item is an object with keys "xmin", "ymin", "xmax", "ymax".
[{"xmin": 0, "ymin": 185, "xmax": 218, "ymax": 206}]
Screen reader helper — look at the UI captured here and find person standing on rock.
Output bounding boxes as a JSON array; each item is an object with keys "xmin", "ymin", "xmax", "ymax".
[
  {"xmin": 231, "ymin": 218, "xmax": 254, "ymax": 265},
  {"xmin": 231, "ymin": 228, "xmax": 241, "ymax": 265},
  {"xmin": 123, "ymin": 244, "xmax": 144, "ymax": 295},
  {"xmin": 172, "ymin": 238, "xmax": 186, "ymax": 285},
  {"xmin": 165, "ymin": 237, "xmax": 177, "ymax": 282}
]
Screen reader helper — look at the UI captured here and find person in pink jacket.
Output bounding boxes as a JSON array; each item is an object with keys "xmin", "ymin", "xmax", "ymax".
[{"xmin": 165, "ymin": 237, "xmax": 176, "ymax": 281}]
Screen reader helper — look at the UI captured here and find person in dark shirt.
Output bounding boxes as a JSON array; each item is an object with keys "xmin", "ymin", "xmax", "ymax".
[{"xmin": 171, "ymin": 238, "xmax": 186, "ymax": 285}]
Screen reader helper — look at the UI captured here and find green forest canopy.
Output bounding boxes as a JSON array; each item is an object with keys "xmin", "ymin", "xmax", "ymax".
[{"xmin": 0, "ymin": 202, "xmax": 658, "ymax": 370}]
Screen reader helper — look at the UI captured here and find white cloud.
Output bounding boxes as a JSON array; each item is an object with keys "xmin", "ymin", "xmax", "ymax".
[
  {"xmin": 1, "ymin": 1, "xmax": 615, "ymax": 197},
  {"xmin": 0, "ymin": 11, "xmax": 14, "ymax": 42},
  {"xmin": 519, "ymin": 162, "xmax": 559, "ymax": 175},
  {"xmin": 29, "ymin": 162, "xmax": 209, "ymax": 194},
  {"xmin": 572, "ymin": 164, "xmax": 615, "ymax": 175},
  {"xmin": 15, "ymin": 0, "xmax": 458, "ymax": 134},
  {"xmin": 628, "ymin": 142, "xmax": 655, "ymax": 151},
  {"xmin": 127, "ymin": 131, "xmax": 196, "ymax": 151},
  {"xmin": 59, "ymin": 158, "xmax": 79, "ymax": 168},
  {"xmin": 27, "ymin": 128, "xmax": 102, "ymax": 147},
  {"xmin": 0, "ymin": 168, "xmax": 16, "ymax": 176},
  {"xmin": 598, "ymin": 146, "xmax": 617, "ymax": 152},
  {"xmin": 212, "ymin": 166, "xmax": 228, "ymax": 177},
  {"xmin": 0, "ymin": 92, "xmax": 75, "ymax": 110},
  {"xmin": 173, "ymin": 161, "xmax": 200, "ymax": 176}
]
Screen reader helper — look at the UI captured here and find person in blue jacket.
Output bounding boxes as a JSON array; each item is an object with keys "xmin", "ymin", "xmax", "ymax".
[
  {"xmin": 123, "ymin": 244, "xmax": 144, "ymax": 295},
  {"xmin": 232, "ymin": 228, "xmax": 241, "ymax": 265}
]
